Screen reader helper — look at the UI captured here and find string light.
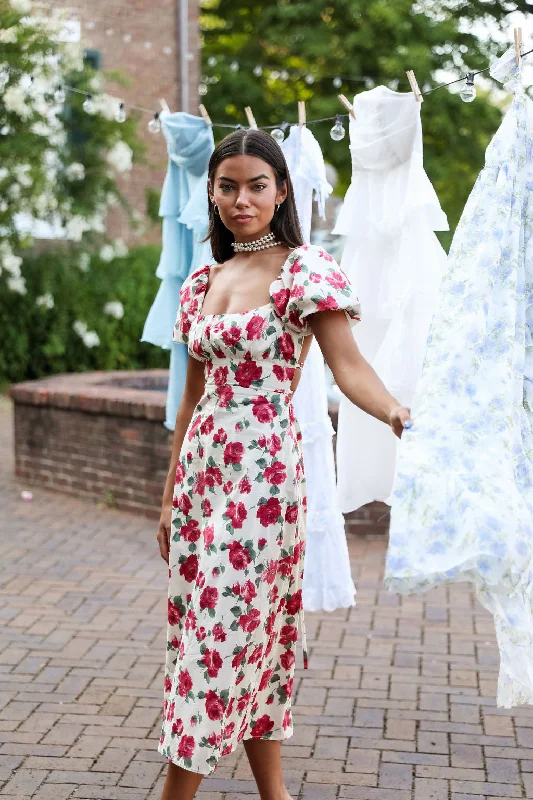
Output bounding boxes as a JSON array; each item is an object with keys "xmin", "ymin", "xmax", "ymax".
[
  {"xmin": 148, "ymin": 112, "xmax": 161, "ymax": 134},
  {"xmin": 330, "ymin": 115, "xmax": 346, "ymax": 141},
  {"xmin": 333, "ymin": 77, "xmax": 342, "ymax": 89},
  {"xmin": 82, "ymin": 94, "xmax": 96, "ymax": 114},
  {"xmin": 54, "ymin": 84, "xmax": 66, "ymax": 104},
  {"xmin": 459, "ymin": 72, "xmax": 476, "ymax": 102},
  {"xmin": 115, "ymin": 102, "xmax": 127, "ymax": 123}
]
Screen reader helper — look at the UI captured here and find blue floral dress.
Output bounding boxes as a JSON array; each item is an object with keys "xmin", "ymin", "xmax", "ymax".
[{"xmin": 158, "ymin": 245, "xmax": 361, "ymax": 773}]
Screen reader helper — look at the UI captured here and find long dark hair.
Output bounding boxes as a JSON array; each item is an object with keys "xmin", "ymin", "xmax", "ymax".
[{"xmin": 206, "ymin": 129, "xmax": 304, "ymax": 263}]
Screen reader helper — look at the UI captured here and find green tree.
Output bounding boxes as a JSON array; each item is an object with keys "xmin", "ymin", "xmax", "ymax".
[{"xmin": 200, "ymin": 0, "xmax": 526, "ymax": 242}]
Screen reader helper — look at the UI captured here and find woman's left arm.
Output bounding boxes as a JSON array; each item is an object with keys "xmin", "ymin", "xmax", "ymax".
[{"xmin": 310, "ymin": 310, "xmax": 412, "ymax": 439}]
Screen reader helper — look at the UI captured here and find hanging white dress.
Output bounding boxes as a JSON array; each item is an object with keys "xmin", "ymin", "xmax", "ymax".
[
  {"xmin": 281, "ymin": 126, "xmax": 357, "ymax": 611},
  {"xmin": 385, "ymin": 47, "xmax": 533, "ymax": 709},
  {"xmin": 333, "ymin": 87, "xmax": 448, "ymax": 513}
]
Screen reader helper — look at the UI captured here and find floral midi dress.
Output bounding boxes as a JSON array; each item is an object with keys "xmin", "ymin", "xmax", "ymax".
[{"xmin": 158, "ymin": 244, "xmax": 361, "ymax": 774}]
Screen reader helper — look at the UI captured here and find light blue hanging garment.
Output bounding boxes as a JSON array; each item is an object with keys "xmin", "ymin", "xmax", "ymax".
[{"xmin": 142, "ymin": 112, "xmax": 214, "ymax": 429}]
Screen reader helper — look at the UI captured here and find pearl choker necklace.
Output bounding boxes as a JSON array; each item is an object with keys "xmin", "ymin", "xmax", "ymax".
[{"xmin": 232, "ymin": 232, "xmax": 280, "ymax": 253}]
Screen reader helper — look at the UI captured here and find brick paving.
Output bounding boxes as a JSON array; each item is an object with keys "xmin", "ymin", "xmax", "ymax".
[{"xmin": 2, "ymin": 397, "xmax": 533, "ymax": 799}]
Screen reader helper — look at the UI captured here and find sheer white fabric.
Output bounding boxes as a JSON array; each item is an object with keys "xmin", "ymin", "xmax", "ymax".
[
  {"xmin": 281, "ymin": 126, "xmax": 357, "ymax": 611},
  {"xmin": 386, "ymin": 47, "xmax": 533, "ymax": 709},
  {"xmin": 334, "ymin": 86, "xmax": 448, "ymax": 512}
]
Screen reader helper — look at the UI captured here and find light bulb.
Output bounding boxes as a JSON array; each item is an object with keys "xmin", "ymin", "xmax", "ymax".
[
  {"xmin": 330, "ymin": 117, "xmax": 346, "ymax": 141},
  {"xmin": 83, "ymin": 94, "xmax": 96, "ymax": 114},
  {"xmin": 207, "ymin": 56, "xmax": 217, "ymax": 67},
  {"xmin": 388, "ymin": 79, "xmax": 399, "ymax": 91},
  {"xmin": 198, "ymin": 83, "xmax": 208, "ymax": 96},
  {"xmin": 148, "ymin": 113, "xmax": 161, "ymax": 134},
  {"xmin": 305, "ymin": 74, "xmax": 315, "ymax": 84},
  {"xmin": 115, "ymin": 102, "xmax": 127, "ymax": 123},
  {"xmin": 364, "ymin": 77, "xmax": 375, "ymax": 89},
  {"xmin": 280, "ymin": 70, "xmax": 289, "ymax": 81},
  {"xmin": 230, "ymin": 61, "xmax": 239, "ymax": 72},
  {"xmin": 333, "ymin": 77, "xmax": 342, "ymax": 89},
  {"xmin": 460, "ymin": 73, "xmax": 476, "ymax": 103},
  {"xmin": 271, "ymin": 128, "xmax": 285, "ymax": 144},
  {"xmin": 54, "ymin": 85, "xmax": 66, "ymax": 104},
  {"xmin": 253, "ymin": 65, "xmax": 263, "ymax": 77}
]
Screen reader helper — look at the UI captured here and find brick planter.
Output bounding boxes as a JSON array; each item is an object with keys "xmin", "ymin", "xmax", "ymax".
[{"xmin": 10, "ymin": 370, "xmax": 390, "ymax": 532}]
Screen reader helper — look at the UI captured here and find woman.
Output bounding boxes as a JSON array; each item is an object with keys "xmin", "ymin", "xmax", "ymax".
[{"xmin": 156, "ymin": 128, "xmax": 411, "ymax": 800}]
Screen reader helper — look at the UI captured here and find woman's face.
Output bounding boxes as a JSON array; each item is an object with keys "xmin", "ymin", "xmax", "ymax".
[{"xmin": 209, "ymin": 154, "xmax": 287, "ymax": 240}]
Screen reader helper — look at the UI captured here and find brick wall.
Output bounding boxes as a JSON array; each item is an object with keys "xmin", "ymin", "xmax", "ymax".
[{"xmin": 42, "ymin": 0, "xmax": 201, "ymax": 243}]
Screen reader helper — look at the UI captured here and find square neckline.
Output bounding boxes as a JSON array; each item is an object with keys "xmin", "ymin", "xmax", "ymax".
[{"xmin": 197, "ymin": 247, "xmax": 301, "ymax": 320}]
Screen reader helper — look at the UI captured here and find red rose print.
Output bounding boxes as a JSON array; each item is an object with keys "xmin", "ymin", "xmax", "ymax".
[
  {"xmin": 180, "ymin": 285, "xmax": 192, "ymax": 304},
  {"xmin": 180, "ymin": 316, "xmax": 191, "ymax": 335},
  {"xmin": 258, "ymin": 434, "xmax": 268, "ymax": 448},
  {"xmin": 272, "ymin": 288, "xmax": 290, "ymax": 316},
  {"xmin": 266, "ymin": 695, "xmax": 274, "ymax": 705},
  {"xmin": 166, "ymin": 700, "xmax": 175, "ymax": 722},
  {"xmin": 170, "ymin": 636, "xmax": 180, "ymax": 648},
  {"xmin": 279, "ymin": 624, "xmax": 298, "ymax": 645},
  {"xmin": 192, "ymin": 471, "xmax": 206, "ymax": 496},
  {"xmin": 199, "ymin": 586, "xmax": 219, "ymax": 610},
  {"xmin": 175, "ymin": 462, "xmax": 185, "ymax": 483},
  {"xmin": 223, "ymin": 481, "xmax": 233, "ymax": 494},
  {"xmin": 251, "ymin": 396, "xmax": 276, "ymax": 423},
  {"xmin": 224, "ymin": 441, "xmax": 244, "ymax": 466},
  {"xmin": 205, "ymin": 465, "xmax": 223, "ymax": 486},
  {"xmin": 177, "ymin": 734, "xmax": 195, "ymax": 759},
  {"xmin": 257, "ymin": 497, "xmax": 282, "ymax": 527},
  {"xmin": 258, "ymin": 537, "xmax": 267, "ymax": 549},
  {"xmin": 175, "ymin": 492, "xmax": 192, "ymax": 515},
  {"xmin": 172, "ymin": 718, "xmax": 184, "ymax": 736},
  {"xmin": 180, "ymin": 519, "xmax": 201, "ymax": 542},
  {"xmin": 200, "ymin": 415, "xmax": 214, "ymax": 435},
  {"xmin": 251, "ymin": 714, "xmax": 275, "ymax": 738},
  {"xmin": 288, "ymin": 309, "xmax": 303, "ymax": 329},
  {"xmin": 238, "ymin": 607, "xmax": 261, "ymax": 633},
  {"xmin": 164, "ymin": 675, "xmax": 172, "ymax": 693},
  {"xmin": 238, "ymin": 476, "xmax": 252, "ymax": 494},
  {"xmin": 237, "ymin": 691, "xmax": 250, "ymax": 713},
  {"xmin": 213, "ymin": 623, "xmax": 226, "ymax": 642},
  {"xmin": 179, "ymin": 554, "xmax": 199, "ymax": 583},
  {"xmin": 201, "ymin": 648, "xmax": 223, "ymax": 679},
  {"xmin": 228, "ymin": 540, "xmax": 252, "ymax": 570},
  {"xmin": 223, "ymin": 722, "xmax": 235, "ymax": 740},
  {"xmin": 319, "ymin": 249, "xmax": 334, "ymax": 262},
  {"xmin": 196, "ymin": 571, "xmax": 205, "ymax": 589},
  {"xmin": 192, "ymin": 339, "xmax": 203, "ymax": 359},
  {"xmin": 178, "ymin": 668, "xmax": 193, "ymax": 697},
  {"xmin": 282, "ymin": 678, "xmax": 294, "ymax": 698},
  {"xmin": 326, "ymin": 270, "xmax": 347, "ymax": 290},
  {"xmin": 278, "ymin": 555, "xmax": 293, "ymax": 576},
  {"xmin": 248, "ymin": 644, "xmax": 263, "ymax": 664},
  {"xmin": 269, "ymin": 434, "xmax": 282, "ymax": 455},
  {"xmin": 235, "ymin": 360, "xmax": 263, "ymax": 388},
  {"xmin": 222, "ymin": 325, "xmax": 242, "ymax": 347},
  {"xmin": 286, "ymin": 589, "xmax": 302, "ymax": 616},
  {"xmin": 246, "ymin": 314, "xmax": 267, "ymax": 340},
  {"xmin": 203, "ymin": 524, "xmax": 214, "ymax": 549},
  {"xmin": 185, "ymin": 609, "xmax": 196, "ymax": 630},
  {"xmin": 226, "ymin": 500, "xmax": 248, "ymax": 529},
  {"xmin": 232, "ymin": 646, "xmax": 247, "ymax": 669},
  {"xmin": 217, "ymin": 384, "xmax": 234, "ymax": 407},
  {"xmin": 196, "ymin": 627, "xmax": 206, "ymax": 641},
  {"xmin": 241, "ymin": 579, "xmax": 257, "ymax": 604},
  {"xmin": 232, "ymin": 582, "xmax": 241, "ymax": 595},
  {"xmin": 168, "ymin": 598, "xmax": 182, "ymax": 626},
  {"xmin": 273, "ymin": 365, "xmax": 286, "ymax": 382},
  {"xmin": 203, "ymin": 498, "xmax": 213, "ymax": 518},
  {"xmin": 265, "ymin": 610, "xmax": 276, "ymax": 636},
  {"xmin": 187, "ymin": 415, "xmax": 201, "ymax": 441},
  {"xmin": 285, "ymin": 504, "xmax": 299, "ymax": 524},
  {"xmin": 280, "ymin": 650, "xmax": 295, "ymax": 670},
  {"xmin": 316, "ymin": 295, "xmax": 339, "ymax": 312},
  {"xmin": 207, "ymin": 732, "xmax": 220, "ymax": 748},
  {"xmin": 289, "ymin": 258, "xmax": 302, "ymax": 274},
  {"xmin": 278, "ymin": 332, "xmax": 295, "ymax": 362},
  {"xmin": 309, "ymin": 271, "xmax": 321, "ymax": 283},
  {"xmin": 290, "ymin": 283, "xmax": 305, "ymax": 299},
  {"xmin": 213, "ymin": 365, "xmax": 228, "ymax": 386},
  {"xmin": 264, "ymin": 461, "xmax": 287, "ymax": 485},
  {"xmin": 282, "ymin": 710, "xmax": 291, "ymax": 730},
  {"xmin": 259, "ymin": 668, "xmax": 273, "ymax": 691},
  {"xmin": 293, "ymin": 540, "xmax": 304, "ymax": 564}
]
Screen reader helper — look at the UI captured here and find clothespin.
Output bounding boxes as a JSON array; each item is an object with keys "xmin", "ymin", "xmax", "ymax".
[
  {"xmin": 406, "ymin": 70, "xmax": 423, "ymax": 102},
  {"xmin": 514, "ymin": 27, "xmax": 523, "ymax": 66},
  {"xmin": 198, "ymin": 104, "xmax": 212, "ymax": 127},
  {"xmin": 338, "ymin": 94, "xmax": 355, "ymax": 119},
  {"xmin": 159, "ymin": 98, "xmax": 171, "ymax": 114},
  {"xmin": 244, "ymin": 106, "xmax": 258, "ymax": 129},
  {"xmin": 298, "ymin": 100, "xmax": 306, "ymax": 128}
]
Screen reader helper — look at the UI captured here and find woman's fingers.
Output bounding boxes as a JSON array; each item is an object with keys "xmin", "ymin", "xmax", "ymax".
[
  {"xmin": 390, "ymin": 406, "xmax": 412, "ymax": 439},
  {"xmin": 157, "ymin": 524, "xmax": 170, "ymax": 564}
]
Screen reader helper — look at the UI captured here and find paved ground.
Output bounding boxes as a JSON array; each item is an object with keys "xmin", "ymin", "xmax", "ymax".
[{"xmin": 1, "ymin": 398, "xmax": 533, "ymax": 799}]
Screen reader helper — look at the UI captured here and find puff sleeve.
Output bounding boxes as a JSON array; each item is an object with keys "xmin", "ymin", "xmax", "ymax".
[
  {"xmin": 270, "ymin": 245, "xmax": 362, "ymax": 335},
  {"xmin": 171, "ymin": 264, "xmax": 210, "ymax": 345}
]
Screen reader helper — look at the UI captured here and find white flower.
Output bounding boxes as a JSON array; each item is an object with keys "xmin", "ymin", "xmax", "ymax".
[
  {"xmin": 7, "ymin": 275, "xmax": 26, "ymax": 294},
  {"xmin": 106, "ymin": 192, "xmax": 119, "ymax": 207},
  {"xmin": 78, "ymin": 252, "xmax": 90, "ymax": 272},
  {"xmin": 3, "ymin": 86, "xmax": 32, "ymax": 119},
  {"xmin": 36, "ymin": 293, "xmax": 54, "ymax": 309},
  {"xmin": 0, "ymin": 168, "xmax": 8, "ymax": 182},
  {"xmin": 10, "ymin": 0, "xmax": 32, "ymax": 14},
  {"xmin": 73, "ymin": 320, "xmax": 87, "ymax": 337},
  {"xmin": 83, "ymin": 330, "xmax": 100, "ymax": 348},
  {"xmin": 106, "ymin": 141, "xmax": 133, "ymax": 173},
  {"xmin": 62, "ymin": 42, "xmax": 83, "ymax": 73},
  {"xmin": 0, "ymin": 28, "xmax": 18, "ymax": 44},
  {"xmin": 3, "ymin": 254, "xmax": 22, "ymax": 277},
  {"xmin": 8, "ymin": 182, "xmax": 21, "ymax": 201},
  {"xmin": 88, "ymin": 74, "xmax": 103, "ymax": 93},
  {"xmin": 94, "ymin": 93, "xmax": 120, "ymax": 121},
  {"xmin": 113, "ymin": 238, "xmax": 128, "ymax": 258},
  {"xmin": 14, "ymin": 165, "xmax": 32, "ymax": 187},
  {"xmin": 0, "ymin": 201, "xmax": 7, "ymax": 213},
  {"xmin": 99, "ymin": 244, "xmax": 115, "ymax": 262},
  {"xmin": 65, "ymin": 215, "xmax": 90, "ymax": 242},
  {"xmin": 88, "ymin": 214, "xmax": 105, "ymax": 233},
  {"xmin": 65, "ymin": 162, "xmax": 85, "ymax": 181},
  {"xmin": 104, "ymin": 300, "xmax": 124, "ymax": 319},
  {"xmin": 31, "ymin": 120, "xmax": 51, "ymax": 137}
]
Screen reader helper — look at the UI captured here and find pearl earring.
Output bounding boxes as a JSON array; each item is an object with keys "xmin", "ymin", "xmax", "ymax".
[{"xmin": 276, "ymin": 204, "xmax": 280, "ymax": 213}]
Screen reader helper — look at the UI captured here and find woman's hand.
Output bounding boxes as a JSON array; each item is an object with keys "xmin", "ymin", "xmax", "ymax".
[
  {"xmin": 156, "ymin": 505, "xmax": 172, "ymax": 563},
  {"xmin": 389, "ymin": 406, "xmax": 412, "ymax": 439}
]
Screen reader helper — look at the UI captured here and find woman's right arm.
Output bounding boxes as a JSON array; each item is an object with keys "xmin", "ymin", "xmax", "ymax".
[{"xmin": 156, "ymin": 357, "xmax": 206, "ymax": 563}]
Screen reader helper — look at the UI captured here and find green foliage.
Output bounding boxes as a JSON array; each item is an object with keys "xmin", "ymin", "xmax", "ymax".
[
  {"xmin": 200, "ymin": 0, "xmax": 527, "ymax": 242},
  {"xmin": 0, "ymin": 244, "xmax": 168, "ymax": 384}
]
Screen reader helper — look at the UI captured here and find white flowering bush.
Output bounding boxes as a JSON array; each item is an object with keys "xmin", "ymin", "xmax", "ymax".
[{"xmin": 0, "ymin": 0, "xmax": 143, "ymax": 298}]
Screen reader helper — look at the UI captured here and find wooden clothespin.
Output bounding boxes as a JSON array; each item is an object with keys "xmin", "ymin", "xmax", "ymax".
[
  {"xmin": 244, "ymin": 106, "xmax": 258, "ymax": 129},
  {"xmin": 406, "ymin": 70, "xmax": 423, "ymax": 102},
  {"xmin": 159, "ymin": 98, "xmax": 171, "ymax": 114},
  {"xmin": 198, "ymin": 104, "xmax": 212, "ymax": 126},
  {"xmin": 298, "ymin": 100, "xmax": 306, "ymax": 128},
  {"xmin": 514, "ymin": 27, "xmax": 523, "ymax": 66},
  {"xmin": 338, "ymin": 94, "xmax": 355, "ymax": 119}
]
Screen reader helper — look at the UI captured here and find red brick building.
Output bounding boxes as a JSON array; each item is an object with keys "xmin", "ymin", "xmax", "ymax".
[{"xmin": 43, "ymin": 0, "xmax": 201, "ymax": 243}]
